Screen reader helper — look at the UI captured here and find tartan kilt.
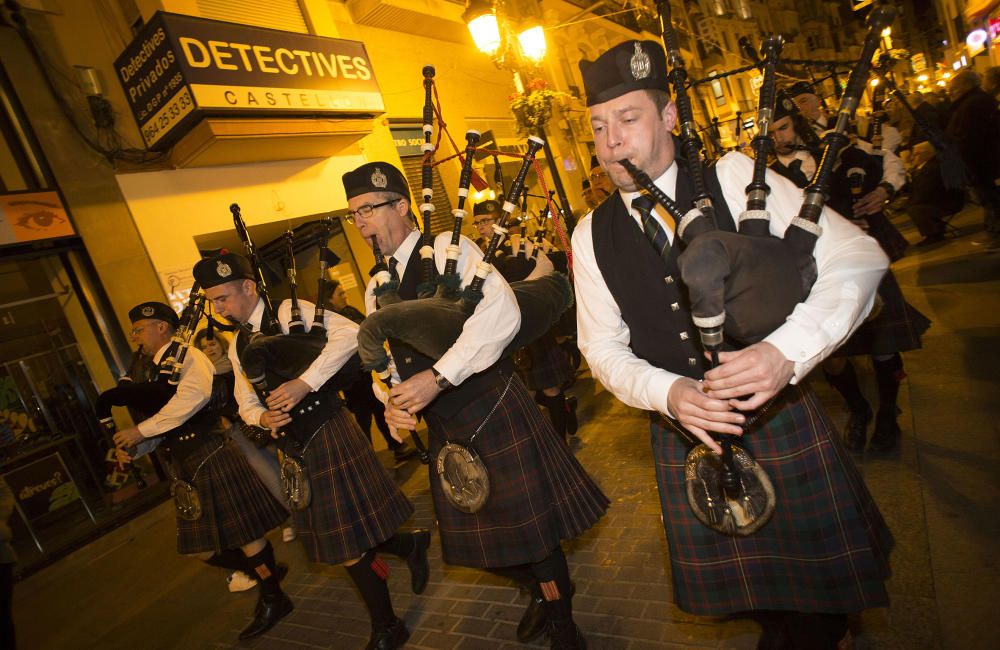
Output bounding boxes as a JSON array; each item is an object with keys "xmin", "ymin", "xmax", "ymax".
[
  {"xmin": 835, "ymin": 270, "xmax": 931, "ymax": 357},
  {"xmin": 651, "ymin": 384, "xmax": 893, "ymax": 616},
  {"xmin": 424, "ymin": 373, "xmax": 609, "ymax": 569},
  {"xmin": 174, "ymin": 439, "xmax": 288, "ymax": 555},
  {"xmin": 516, "ymin": 339, "xmax": 574, "ymax": 391},
  {"xmin": 291, "ymin": 409, "xmax": 414, "ymax": 565},
  {"xmin": 865, "ymin": 210, "xmax": 909, "ymax": 262}
]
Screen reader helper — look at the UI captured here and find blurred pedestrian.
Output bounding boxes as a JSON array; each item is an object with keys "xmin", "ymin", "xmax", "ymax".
[{"xmin": 946, "ymin": 69, "xmax": 1000, "ymax": 234}]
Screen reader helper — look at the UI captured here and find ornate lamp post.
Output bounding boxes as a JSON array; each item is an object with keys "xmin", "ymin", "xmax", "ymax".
[{"xmin": 463, "ymin": 0, "xmax": 575, "ymax": 230}]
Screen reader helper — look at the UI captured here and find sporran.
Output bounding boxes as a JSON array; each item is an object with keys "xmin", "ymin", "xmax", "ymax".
[
  {"xmin": 171, "ymin": 479, "xmax": 202, "ymax": 521},
  {"xmin": 684, "ymin": 442, "xmax": 775, "ymax": 536},
  {"xmin": 279, "ymin": 452, "xmax": 312, "ymax": 511}
]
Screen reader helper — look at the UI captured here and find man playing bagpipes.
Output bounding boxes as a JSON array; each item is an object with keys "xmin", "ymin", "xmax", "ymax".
[
  {"xmin": 195, "ymin": 253, "xmax": 430, "ymax": 649},
  {"xmin": 787, "ymin": 80, "xmax": 907, "ymax": 221},
  {"xmin": 111, "ymin": 301, "xmax": 291, "ymax": 641},
  {"xmin": 473, "ymin": 198, "xmax": 578, "ymax": 444},
  {"xmin": 347, "ymin": 162, "xmax": 608, "ymax": 648},
  {"xmin": 572, "ymin": 39, "xmax": 893, "ymax": 647},
  {"xmin": 769, "ymin": 95, "xmax": 931, "ymax": 454}
]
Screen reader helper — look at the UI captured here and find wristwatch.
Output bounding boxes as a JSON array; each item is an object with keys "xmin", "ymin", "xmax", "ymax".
[
  {"xmin": 877, "ymin": 181, "xmax": 896, "ymax": 199},
  {"xmin": 431, "ymin": 367, "xmax": 452, "ymax": 390}
]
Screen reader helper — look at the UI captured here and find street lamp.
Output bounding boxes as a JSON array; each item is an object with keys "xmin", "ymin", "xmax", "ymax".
[{"xmin": 463, "ymin": 0, "xmax": 575, "ymax": 230}]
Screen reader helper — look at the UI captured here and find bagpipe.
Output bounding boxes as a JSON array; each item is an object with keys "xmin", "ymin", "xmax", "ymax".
[
  {"xmin": 626, "ymin": 1, "xmax": 894, "ymax": 536},
  {"xmin": 357, "ymin": 67, "xmax": 574, "ymax": 513}
]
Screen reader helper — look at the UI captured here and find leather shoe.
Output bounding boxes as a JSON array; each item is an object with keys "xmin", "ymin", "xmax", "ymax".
[
  {"xmin": 869, "ymin": 410, "xmax": 901, "ymax": 453},
  {"xmin": 238, "ymin": 591, "xmax": 293, "ymax": 640},
  {"xmin": 366, "ymin": 617, "xmax": 409, "ymax": 650},
  {"xmin": 518, "ymin": 581, "xmax": 575, "ymax": 643},
  {"xmin": 406, "ymin": 529, "xmax": 431, "ymax": 594}
]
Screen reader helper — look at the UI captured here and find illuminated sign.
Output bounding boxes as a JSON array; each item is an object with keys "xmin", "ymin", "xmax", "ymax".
[
  {"xmin": 967, "ymin": 29, "xmax": 988, "ymax": 56},
  {"xmin": 115, "ymin": 12, "xmax": 385, "ymax": 150}
]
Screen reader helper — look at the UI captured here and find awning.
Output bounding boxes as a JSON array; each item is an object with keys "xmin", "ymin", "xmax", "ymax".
[{"xmin": 965, "ymin": 0, "xmax": 1000, "ymax": 22}]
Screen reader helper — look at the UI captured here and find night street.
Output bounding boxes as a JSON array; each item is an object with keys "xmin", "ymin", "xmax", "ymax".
[{"xmin": 14, "ymin": 206, "xmax": 1000, "ymax": 650}]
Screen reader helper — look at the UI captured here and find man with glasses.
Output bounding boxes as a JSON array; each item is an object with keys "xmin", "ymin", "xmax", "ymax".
[
  {"xmin": 587, "ymin": 154, "xmax": 613, "ymax": 203},
  {"xmin": 195, "ymin": 253, "xmax": 431, "ymax": 649},
  {"xmin": 112, "ymin": 301, "xmax": 291, "ymax": 641},
  {"xmin": 346, "ymin": 161, "xmax": 607, "ymax": 648}
]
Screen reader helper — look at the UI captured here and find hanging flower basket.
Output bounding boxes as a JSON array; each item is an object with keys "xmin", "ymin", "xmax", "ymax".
[{"xmin": 509, "ymin": 78, "xmax": 569, "ymax": 135}]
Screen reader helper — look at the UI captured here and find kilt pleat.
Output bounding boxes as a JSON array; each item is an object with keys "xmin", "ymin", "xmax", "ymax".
[
  {"xmin": 291, "ymin": 410, "xmax": 414, "ymax": 565},
  {"xmin": 517, "ymin": 341, "xmax": 574, "ymax": 391},
  {"xmin": 175, "ymin": 439, "xmax": 288, "ymax": 555},
  {"xmin": 836, "ymin": 270, "xmax": 930, "ymax": 357},
  {"xmin": 651, "ymin": 384, "xmax": 893, "ymax": 616},
  {"xmin": 425, "ymin": 374, "xmax": 608, "ymax": 569},
  {"xmin": 865, "ymin": 211, "xmax": 909, "ymax": 263}
]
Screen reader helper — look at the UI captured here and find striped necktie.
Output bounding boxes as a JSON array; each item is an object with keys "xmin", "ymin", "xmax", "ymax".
[
  {"xmin": 388, "ymin": 256, "xmax": 400, "ymax": 283},
  {"xmin": 632, "ymin": 194, "xmax": 670, "ymax": 262}
]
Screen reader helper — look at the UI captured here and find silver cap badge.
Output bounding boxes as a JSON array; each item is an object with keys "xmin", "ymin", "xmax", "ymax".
[
  {"xmin": 141, "ymin": 306, "xmax": 155, "ymax": 317},
  {"xmin": 217, "ymin": 260, "xmax": 232, "ymax": 278},
  {"xmin": 371, "ymin": 168, "xmax": 388, "ymax": 188},
  {"xmin": 630, "ymin": 42, "xmax": 651, "ymax": 80}
]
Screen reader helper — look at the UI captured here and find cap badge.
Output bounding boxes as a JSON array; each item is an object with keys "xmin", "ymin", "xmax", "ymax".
[
  {"xmin": 141, "ymin": 306, "xmax": 155, "ymax": 317},
  {"xmin": 371, "ymin": 168, "xmax": 388, "ymax": 188},
  {"xmin": 216, "ymin": 260, "xmax": 232, "ymax": 278},
  {"xmin": 630, "ymin": 42, "xmax": 651, "ymax": 81}
]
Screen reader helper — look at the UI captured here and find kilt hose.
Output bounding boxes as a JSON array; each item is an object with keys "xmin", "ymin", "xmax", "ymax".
[
  {"xmin": 290, "ymin": 409, "xmax": 414, "ymax": 566},
  {"xmin": 424, "ymin": 373, "xmax": 609, "ymax": 569},
  {"xmin": 835, "ymin": 270, "xmax": 931, "ymax": 358},
  {"xmin": 174, "ymin": 438, "xmax": 288, "ymax": 555},
  {"xmin": 517, "ymin": 339, "xmax": 574, "ymax": 391},
  {"xmin": 651, "ymin": 384, "xmax": 893, "ymax": 616}
]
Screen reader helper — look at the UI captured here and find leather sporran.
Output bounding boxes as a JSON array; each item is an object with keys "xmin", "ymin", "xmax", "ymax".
[
  {"xmin": 171, "ymin": 479, "xmax": 202, "ymax": 521},
  {"xmin": 279, "ymin": 453, "xmax": 312, "ymax": 511},
  {"xmin": 684, "ymin": 443, "xmax": 775, "ymax": 536},
  {"xmin": 436, "ymin": 442, "xmax": 490, "ymax": 514}
]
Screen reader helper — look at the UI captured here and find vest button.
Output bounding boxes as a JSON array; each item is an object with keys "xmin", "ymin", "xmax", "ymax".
[
  {"xmin": 404, "ymin": 357, "xmax": 413, "ymax": 364},
  {"xmin": 688, "ymin": 357, "xmax": 697, "ymax": 366},
  {"xmin": 680, "ymin": 332, "xmax": 689, "ymax": 341},
  {"xmin": 664, "ymin": 276, "xmax": 674, "ymax": 284},
  {"xmin": 671, "ymin": 302, "xmax": 680, "ymax": 311}
]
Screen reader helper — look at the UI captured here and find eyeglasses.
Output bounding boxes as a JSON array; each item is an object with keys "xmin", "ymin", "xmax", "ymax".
[
  {"xmin": 589, "ymin": 170, "xmax": 607, "ymax": 181},
  {"xmin": 129, "ymin": 325, "xmax": 147, "ymax": 336},
  {"xmin": 474, "ymin": 218, "xmax": 497, "ymax": 227},
  {"xmin": 344, "ymin": 199, "xmax": 401, "ymax": 225}
]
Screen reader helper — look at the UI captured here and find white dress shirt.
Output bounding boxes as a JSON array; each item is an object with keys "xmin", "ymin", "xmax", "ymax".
[
  {"xmin": 812, "ymin": 118, "xmax": 906, "ymax": 192},
  {"xmin": 572, "ymin": 151, "xmax": 888, "ymax": 418},
  {"xmin": 776, "ymin": 150, "xmax": 818, "ymax": 181},
  {"xmin": 363, "ymin": 229, "xmax": 520, "ymax": 386},
  {"xmin": 136, "ymin": 343, "xmax": 214, "ymax": 438},
  {"xmin": 228, "ymin": 297, "xmax": 360, "ymax": 427}
]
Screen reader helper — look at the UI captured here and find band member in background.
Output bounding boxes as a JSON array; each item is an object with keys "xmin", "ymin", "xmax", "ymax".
[
  {"xmin": 588, "ymin": 154, "xmax": 614, "ymax": 202},
  {"xmin": 787, "ymin": 81, "xmax": 906, "ymax": 219},
  {"xmin": 347, "ymin": 162, "xmax": 608, "ymax": 648},
  {"xmin": 196, "ymin": 254, "xmax": 430, "ymax": 649},
  {"xmin": 474, "ymin": 198, "xmax": 579, "ymax": 443},
  {"xmin": 112, "ymin": 302, "xmax": 290, "ymax": 641},
  {"xmin": 574, "ymin": 41, "xmax": 892, "ymax": 647},
  {"xmin": 325, "ymin": 279, "xmax": 418, "ymax": 464},
  {"xmin": 193, "ymin": 328, "xmax": 296, "ymax": 593},
  {"xmin": 769, "ymin": 95, "xmax": 931, "ymax": 453}
]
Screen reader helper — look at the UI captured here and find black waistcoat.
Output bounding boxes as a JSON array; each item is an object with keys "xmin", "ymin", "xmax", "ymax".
[
  {"xmin": 388, "ymin": 248, "xmax": 513, "ymax": 421},
  {"xmin": 235, "ymin": 320, "xmax": 343, "ymax": 444},
  {"xmin": 591, "ymin": 162, "xmax": 737, "ymax": 380}
]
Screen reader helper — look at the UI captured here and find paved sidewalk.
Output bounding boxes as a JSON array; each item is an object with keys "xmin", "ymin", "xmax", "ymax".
[{"xmin": 14, "ymin": 207, "xmax": 1000, "ymax": 650}]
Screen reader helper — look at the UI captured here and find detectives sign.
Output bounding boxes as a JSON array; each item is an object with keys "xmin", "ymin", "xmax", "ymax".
[{"xmin": 114, "ymin": 12, "xmax": 385, "ymax": 151}]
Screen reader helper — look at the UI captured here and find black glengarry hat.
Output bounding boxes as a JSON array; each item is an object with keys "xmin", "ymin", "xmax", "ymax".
[
  {"xmin": 342, "ymin": 162, "xmax": 410, "ymax": 200},
  {"xmin": 128, "ymin": 301, "xmax": 179, "ymax": 328},
  {"xmin": 473, "ymin": 199, "xmax": 501, "ymax": 217},
  {"xmin": 580, "ymin": 40, "xmax": 669, "ymax": 106},
  {"xmin": 193, "ymin": 252, "xmax": 255, "ymax": 289},
  {"xmin": 786, "ymin": 81, "xmax": 816, "ymax": 98},
  {"xmin": 774, "ymin": 90, "xmax": 797, "ymax": 122}
]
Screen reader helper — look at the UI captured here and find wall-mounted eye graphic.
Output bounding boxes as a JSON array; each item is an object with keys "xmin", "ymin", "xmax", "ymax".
[{"xmin": 8, "ymin": 200, "xmax": 68, "ymax": 231}]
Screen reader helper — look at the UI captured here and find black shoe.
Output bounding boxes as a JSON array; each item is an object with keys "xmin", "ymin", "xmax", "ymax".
[
  {"xmin": 518, "ymin": 581, "xmax": 575, "ymax": 643},
  {"xmin": 406, "ymin": 529, "xmax": 431, "ymax": 594},
  {"xmin": 517, "ymin": 593, "xmax": 547, "ymax": 642},
  {"xmin": 238, "ymin": 591, "xmax": 293, "ymax": 640},
  {"xmin": 550, "ymin": 622, "xmax": 586, "ymax": 649},
  {"xmin": 565, "ymin": 396, "xmax": 578, "ymax": 437},
  {"xmin": 393, "ymin": 442, "xmax": 417, "ymax": 465},
  {"xmin": 869, "ymin": 410, "xmax": 901, "ymax": 453},
  {"xmin": 366, "ymin": 617, "xmax": 409, "ymax": 650},
  {"xmin": 844, "ymin": 403, "xmax": 872, "ymax": 453}
]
